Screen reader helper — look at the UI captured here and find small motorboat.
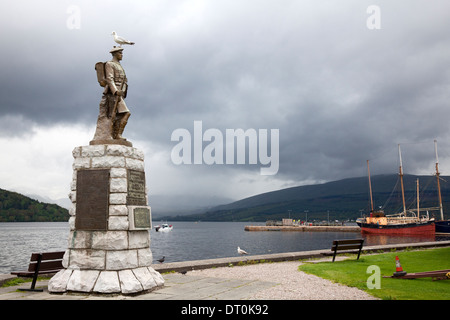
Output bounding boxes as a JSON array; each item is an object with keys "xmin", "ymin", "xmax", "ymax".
[{"xmin": 155, "ymin": 223, "xmax": 173, "ymax": 232}]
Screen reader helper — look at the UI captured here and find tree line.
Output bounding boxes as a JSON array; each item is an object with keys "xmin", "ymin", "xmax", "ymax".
[{"xmin": 0, "ymin": 188, "xmax": 69, "ymax": 222}]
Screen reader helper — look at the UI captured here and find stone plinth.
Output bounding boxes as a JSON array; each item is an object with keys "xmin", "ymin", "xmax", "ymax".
[{"xmin": 48, "ymin": 144, "xmax": 164, "ymax": 295}]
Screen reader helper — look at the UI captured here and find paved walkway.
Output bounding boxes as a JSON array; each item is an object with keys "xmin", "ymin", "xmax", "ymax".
[{"xmin": 0, "ymin": 273, "xmax": 277, "ymax": 300}]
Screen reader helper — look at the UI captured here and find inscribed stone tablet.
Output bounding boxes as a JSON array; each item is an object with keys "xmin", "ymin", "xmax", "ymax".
[
  {"xmin": 133, "ymin": 207, "xmax": 151, "ymax": 229},
  {"xmin": 127, "ymin": 170, "xmax": 146, "ymax": 205},
  {"xmin": 75, "ymin": 169, "xmax": 109, "ymax": 230}
]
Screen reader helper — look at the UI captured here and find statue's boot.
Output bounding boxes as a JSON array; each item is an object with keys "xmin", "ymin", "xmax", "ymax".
[{"xmin": 114, "ymin": 112, "xmax": 130, "ymax": 140}]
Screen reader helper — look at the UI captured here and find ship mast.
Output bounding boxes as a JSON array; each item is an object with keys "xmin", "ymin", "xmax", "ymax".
[
  {"xmin": 367, "ymin": 160, "xmax": 374, "ymax": 213},
  {"xmin": 434, "ymin": 140, "xmax": 444, "ymax": 220},
  {"xmin": 398, "ymin": 144, "xmax": 407, "ymax": 215},
  {"xmin": 416, "ymin": 178, "xmax": 420, "ymax": 222}
]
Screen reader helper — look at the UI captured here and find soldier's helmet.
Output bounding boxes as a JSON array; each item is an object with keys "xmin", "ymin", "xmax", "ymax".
[{"xmin": 109, "ymin": 46, "xmax": 124, "ymax": 54}]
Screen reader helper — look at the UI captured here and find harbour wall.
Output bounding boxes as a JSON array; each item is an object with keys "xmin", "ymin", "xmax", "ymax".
[{"xmin": 244, "ymin": 225, "xmax": 361, "ymax": 232}]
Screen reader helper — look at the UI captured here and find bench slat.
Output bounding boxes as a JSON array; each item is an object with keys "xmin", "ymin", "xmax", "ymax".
[
  {"xmin": 30, "ymin": 251, "xmax": 65, "ymax": 262},
  {"xmin": 332, "ymin": 244, "xmax": 364, "ymax": 251},
  {"xmin": 332, "ymin": 239, "xmax": 364, "ymax": 245},
  {"xmin": 41, "ymin": 251, "xmax": 65, "ymax": 260},
  {"xmin": 28, "ymin": 260, "xmax": 63, "ymax": 272}
]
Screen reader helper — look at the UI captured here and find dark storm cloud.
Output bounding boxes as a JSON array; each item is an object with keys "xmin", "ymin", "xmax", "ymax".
[{"xmin": 1, "ymin": 0, "xmax": 450, "ymax": 202}]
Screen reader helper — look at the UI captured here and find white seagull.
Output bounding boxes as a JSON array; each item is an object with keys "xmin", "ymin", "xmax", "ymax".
[
  {"xmin": 237, "ymin": 247, "xmax": 248, "ymax": 255},
  {"xmin": 111, "ymin": 31, "xmax": 135, "ymax": 46}
]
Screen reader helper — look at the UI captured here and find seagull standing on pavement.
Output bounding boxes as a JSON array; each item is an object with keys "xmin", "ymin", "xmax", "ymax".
[
  {"xmin": 237, "ymin": 247, "xmax": 248, "ymax": 255},
  {"xmin": 111, "ymin": 31, "xmax": 135, "ymax": 46}
]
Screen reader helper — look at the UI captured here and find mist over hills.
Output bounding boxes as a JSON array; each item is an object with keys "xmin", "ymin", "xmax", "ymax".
[
  {"xmin": 149, "ymin": 194, "xmax": 234, "ymax": 218},
  {"xmin": 160, "ymin": 174, "xmax": 449, "ymax": 222},
  {"xmin": 3, "ymin": 174, "xmax": 448, "ymax": 223}
]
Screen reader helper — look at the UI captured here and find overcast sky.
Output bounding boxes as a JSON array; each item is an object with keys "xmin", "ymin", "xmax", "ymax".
[{"xmin": 1, "ymin": 0, "xmax": 450, "ymax": 210}]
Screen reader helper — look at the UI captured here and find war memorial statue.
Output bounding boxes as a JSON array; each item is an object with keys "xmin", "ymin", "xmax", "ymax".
[
  {"xmin": 91, "ymin": 46, "xmax": 132, "ymax": 146},
  {"xmin": 48, "ymin": 35, "xmax": 164, "ymax": 295}
]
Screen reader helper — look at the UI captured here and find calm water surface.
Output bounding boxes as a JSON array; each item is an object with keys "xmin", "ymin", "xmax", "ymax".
[{"xmin": 0, "ymin": 221, "xmax": 446, "ymax": 274}]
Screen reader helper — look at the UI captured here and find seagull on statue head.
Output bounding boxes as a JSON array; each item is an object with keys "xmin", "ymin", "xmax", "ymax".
[{"xmin": 111, "ymin": 31, "xmax": 135, "ymax": 47}]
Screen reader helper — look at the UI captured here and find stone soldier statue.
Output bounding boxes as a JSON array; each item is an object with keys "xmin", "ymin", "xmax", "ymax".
[{"xmin": 91, "ymin": 46, "xmax": 132, "ymax": 146}]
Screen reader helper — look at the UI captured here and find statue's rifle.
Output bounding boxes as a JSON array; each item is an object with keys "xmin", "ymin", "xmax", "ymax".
[
  {"xmin": 109, "ymin": 80, "xmax": 126, "ymax": 139},
  {"xmin": 111, "ymin": 80, "xmax": 126, "ymax": 118}
]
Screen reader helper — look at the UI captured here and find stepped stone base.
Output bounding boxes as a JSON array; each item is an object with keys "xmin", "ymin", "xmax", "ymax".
[
  {"xmin": 48, "ymin": 144, "xmax": 164, "ymax": 295},
  {"xmin": 49, "ymin": 266, "xmax": 164, "ymax": 295}
]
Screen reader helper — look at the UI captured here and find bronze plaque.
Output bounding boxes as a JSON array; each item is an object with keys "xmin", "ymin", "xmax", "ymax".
[
  {"xmin": 127, "ymin": 170, "xmax": 146, "ymax": 205},
  {"xmin": 75, "ymin": 169, "xmax": 109, "ymax": 231},
  {"xmin": 133, "ymin": 207, "xmax": 151, "ymax": 229}
]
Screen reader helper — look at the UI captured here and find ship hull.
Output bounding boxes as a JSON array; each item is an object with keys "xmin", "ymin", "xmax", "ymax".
[
  {"xmin": 435, "ymin": 220, "xmax": 450, "ymax": 234},
  {"xmin": 359, "ymin": 220, "xmax": 435, "ymax": 235}
]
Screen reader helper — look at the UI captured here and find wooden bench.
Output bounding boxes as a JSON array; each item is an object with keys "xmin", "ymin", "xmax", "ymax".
[
  {"xmin": 328, "ymin": 239, "xmax": 364, "ymax": 262},
  {"xmin": 11, "ymin": 251, "xmax": 65, "ymax": 292}
]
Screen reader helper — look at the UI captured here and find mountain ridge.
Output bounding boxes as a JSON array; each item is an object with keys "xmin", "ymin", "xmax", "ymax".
[{"xmin": 161, "ymin": 174, "xmax": 449, "ymax": 222}]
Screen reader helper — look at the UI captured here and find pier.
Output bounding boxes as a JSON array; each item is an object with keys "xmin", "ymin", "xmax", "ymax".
[{"xmin": 245, "ymin": 225, "xmax": 361, "ymax": 232}]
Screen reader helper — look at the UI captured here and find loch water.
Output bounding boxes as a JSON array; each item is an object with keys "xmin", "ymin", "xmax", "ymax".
[{"xmin": 0, "ymin": 221, "xmax": 446, "ymax": 274}]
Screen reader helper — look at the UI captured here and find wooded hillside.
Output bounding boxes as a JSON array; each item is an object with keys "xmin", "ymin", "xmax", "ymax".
[{"xmin": 0, "ymin": 188, "xmax": 69, "ymax": 222}]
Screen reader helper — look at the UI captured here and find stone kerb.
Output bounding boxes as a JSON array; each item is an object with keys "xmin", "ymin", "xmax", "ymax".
[{"xmin": 48, "ymin": 144, "xmax": 164, "ymax": 295}]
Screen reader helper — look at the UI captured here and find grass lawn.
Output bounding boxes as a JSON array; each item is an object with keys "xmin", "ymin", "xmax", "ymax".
[
  {"xmin": 298, "ymin": 247, "xmax": 450, "ymax": 300},
  {"xmin": 1, "ymin": 276, "xmax": 52, "ymax": 288}
]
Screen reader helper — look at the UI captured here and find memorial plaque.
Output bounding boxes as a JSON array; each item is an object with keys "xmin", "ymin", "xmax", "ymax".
[
  {"xmin": 133, "ymin": 207, "xmax": 151, "ymax": 229},
  {"xmin": 75, "ymin": 169, "xmax": 109, "ymax": 231},
  {"xmin": 127, "ymin": 169, "xmax": 146, "ymax": 205}
]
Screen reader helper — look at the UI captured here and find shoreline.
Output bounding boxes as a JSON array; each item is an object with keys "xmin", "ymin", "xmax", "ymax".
[{"xmin": 244, "ymin": 225, "xmax": 360, "ymax": 232}]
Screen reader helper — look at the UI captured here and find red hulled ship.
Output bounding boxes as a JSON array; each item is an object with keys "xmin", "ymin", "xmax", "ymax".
[{"xmin": 357, "ymin": 144, "xmax": 435, "ymax": 236}]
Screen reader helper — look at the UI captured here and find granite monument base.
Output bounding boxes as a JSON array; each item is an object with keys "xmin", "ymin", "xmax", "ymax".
[
  {"xmin": 48, "ymin": 144, "xmax": 164, "ymax": 295},
  {"xmin": 90, "ymin": 138, "xmax": 132, "ymax": 147}
]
